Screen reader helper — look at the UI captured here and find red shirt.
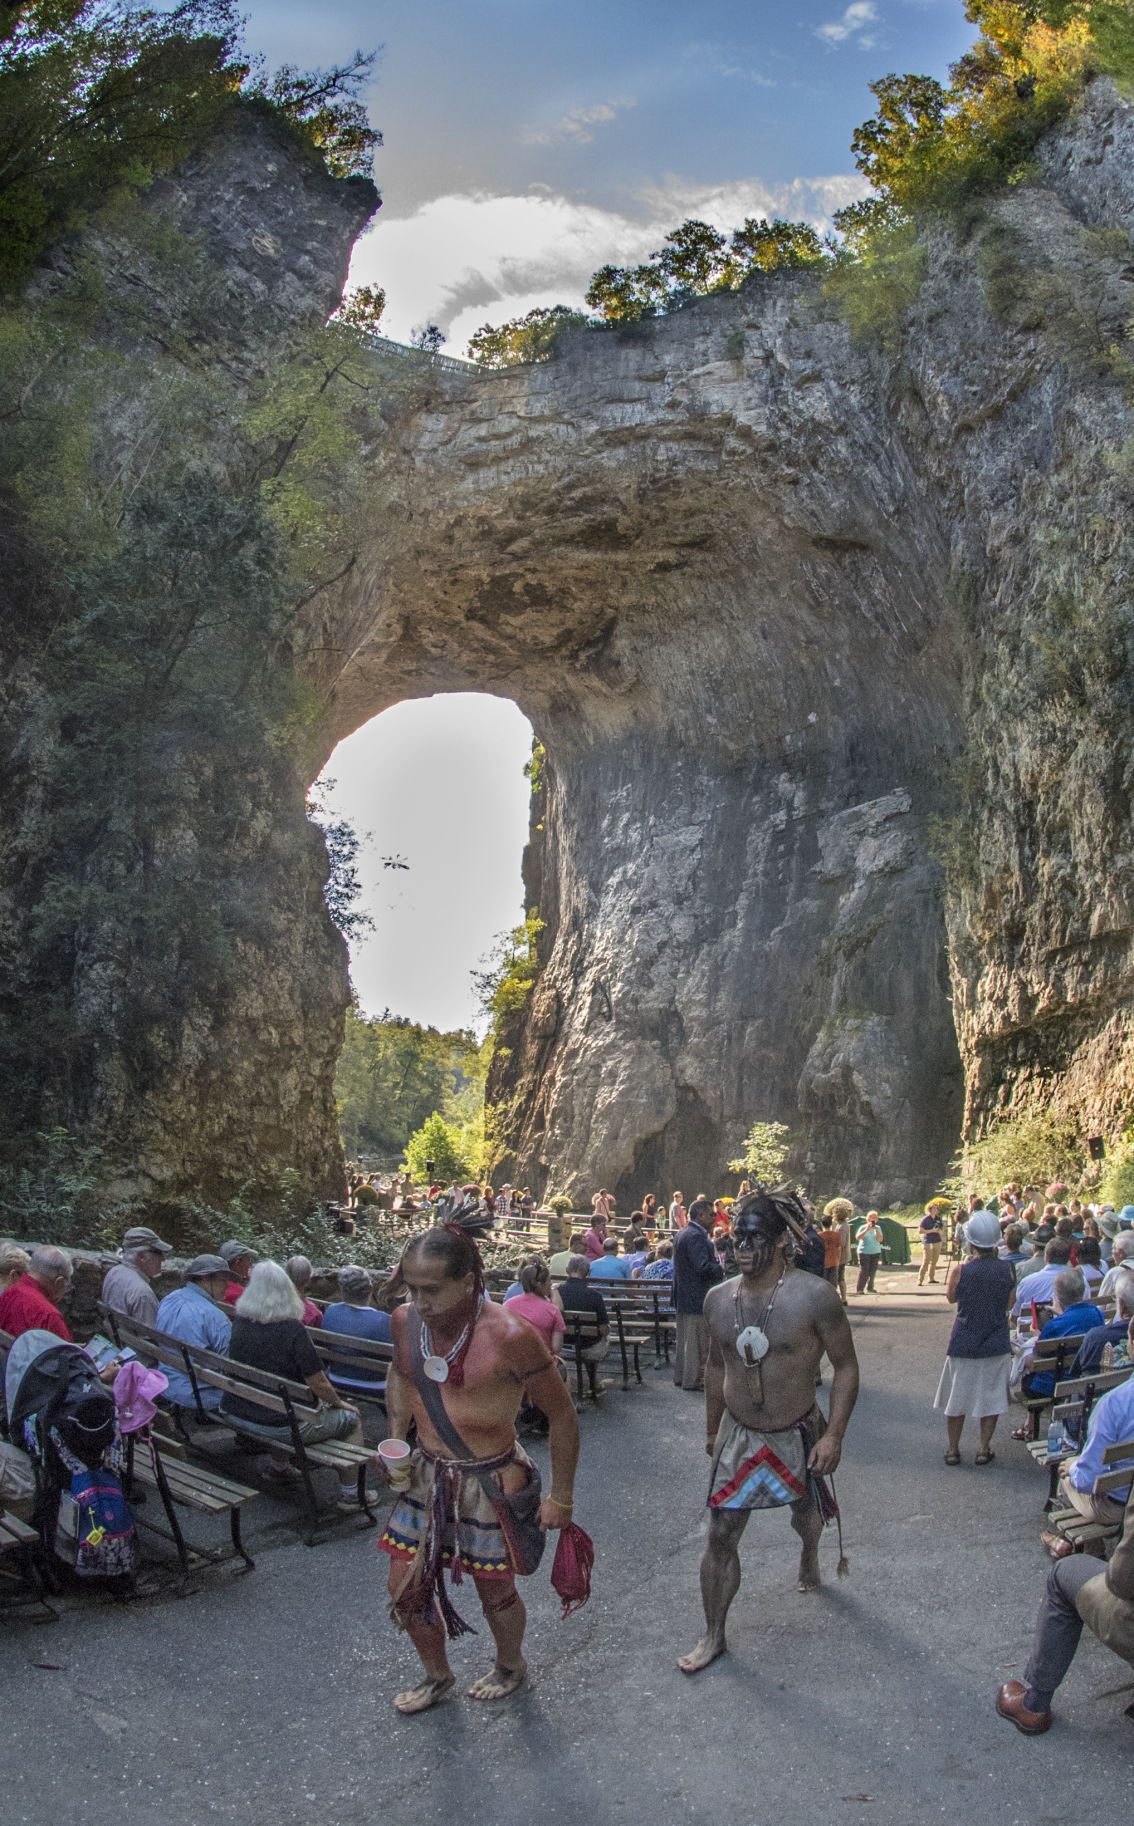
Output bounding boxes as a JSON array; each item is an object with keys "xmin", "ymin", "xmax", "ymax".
[
  {"xmin": 224, "ymin": 1280, "xmax": 247, "ymax": 1307},
  {"xmin": 0, "ymin": 1273, "xmax": 71, "ymax": 1342}
]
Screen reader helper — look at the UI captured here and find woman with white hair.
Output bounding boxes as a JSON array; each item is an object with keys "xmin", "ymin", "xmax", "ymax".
[{"xmin": 222, "ymin": 1261, "xmax": 364, "ymax": 1501}]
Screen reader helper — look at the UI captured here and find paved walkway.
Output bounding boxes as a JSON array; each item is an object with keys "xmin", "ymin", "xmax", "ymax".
[{"xmin": 2, "ymin": 1272, "xmax": 1133, "ymax": 1826}]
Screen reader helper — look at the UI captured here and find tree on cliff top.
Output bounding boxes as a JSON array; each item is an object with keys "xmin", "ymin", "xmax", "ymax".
[{"xmin": 0, "ymin": 2, "xmax": 381, "ymax": 292}]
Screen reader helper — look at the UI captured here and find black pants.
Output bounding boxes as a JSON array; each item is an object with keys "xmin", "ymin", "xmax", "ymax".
[{"xmin": 856, "ymin": 1254, "xmax": 879, "ymax": 1293}]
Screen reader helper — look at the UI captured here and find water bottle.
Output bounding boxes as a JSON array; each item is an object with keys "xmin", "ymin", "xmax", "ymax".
[{"xmin": 1047, "ymin": 1416, "xmax": 1064, "ymax": 1457}]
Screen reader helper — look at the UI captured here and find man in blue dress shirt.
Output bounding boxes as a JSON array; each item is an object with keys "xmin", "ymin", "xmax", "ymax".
[{"xmin": 154, "ymin": 1254, "xmax": 232, "ymax": 1412}]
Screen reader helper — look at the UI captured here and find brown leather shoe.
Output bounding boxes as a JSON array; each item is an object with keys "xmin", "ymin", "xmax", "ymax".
[{"xmin": 996, "ymin": 1681, "xmax": 1053, "ymax": 1735}]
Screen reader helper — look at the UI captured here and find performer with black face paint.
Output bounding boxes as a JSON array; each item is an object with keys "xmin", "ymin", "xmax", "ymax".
[{"xmin": 678, "ymin": 1188, "xmax": 859, "ymax": 1674}]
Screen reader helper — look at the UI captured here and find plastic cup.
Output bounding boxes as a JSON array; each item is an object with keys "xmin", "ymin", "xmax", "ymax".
[{"xmin": 377, "ymin": 1438, "xmax": 410, "ymax": 1466}]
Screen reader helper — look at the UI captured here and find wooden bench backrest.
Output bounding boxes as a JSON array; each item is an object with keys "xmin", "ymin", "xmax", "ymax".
[
  {"xmin": 312, "ymin": 1328, "xmax": 393, "ymax": 1374},
  {"xmin": 186, "ymin": 1342, "xmax": 318, "ymax": 1417},
  {"xmin": 1053, "ymin": 1365, "xmax": 1132, "ymax": 1401},
  {"xmin": 559, "ymin": 1311, "xmax": 603, "ymax": 1335},
  {"xmin": 1032, "ymin": 1332, "xmax": 1088, "ymax": 1360},
  {"xmin": 1103, "ymin": 1434, "xmax": 1134, "ymax": 1466}
]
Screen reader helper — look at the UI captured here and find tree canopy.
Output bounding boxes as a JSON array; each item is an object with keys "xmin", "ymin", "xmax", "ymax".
[
  {"xmin": 0, "ymin": 1, "xmax": 381, "ymax": 293},
  {"xmin": 335, "ymin": 1007, "xmax": 484, "ymax": 1160}
]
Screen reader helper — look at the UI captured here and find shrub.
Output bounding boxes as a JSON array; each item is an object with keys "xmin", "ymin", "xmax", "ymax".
[
  {"xmin": 403, "ymin": 1111, "xmax": 467, "ymax": 1184},
  {"xmin": 727, "ymin": 1120, "xmax": 793, "ymax": 1183}
]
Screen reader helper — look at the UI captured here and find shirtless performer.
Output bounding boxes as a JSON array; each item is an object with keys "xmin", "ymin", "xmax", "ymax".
[
  {"xmin": 678, "ymin": 1188, "xmax": 859, "ymax": 1674},
  {"xmin": 379, "ymin": 1217, "xmax": 580, "ymax": 1714}
]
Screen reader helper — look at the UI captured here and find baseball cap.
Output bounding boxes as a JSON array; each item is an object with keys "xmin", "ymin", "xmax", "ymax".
[
  {"xmin": 219, "ymin": 1239, "xmax": 258, "ymax": 1264},
  {"xmin": 184, "ymin": 1254, "xmax": 229, "ymax": 1280}
]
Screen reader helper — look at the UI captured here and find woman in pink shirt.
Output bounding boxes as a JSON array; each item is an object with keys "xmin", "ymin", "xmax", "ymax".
[{"xmin": 503, "ymin": 1260, "xmax": 565, "ymax": 1360}]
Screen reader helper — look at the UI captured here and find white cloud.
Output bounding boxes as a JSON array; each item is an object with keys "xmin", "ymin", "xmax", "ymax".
[
  {"xmin": 682, "ymin": 41, "xmax": 776, "ymax": 88},
  {"xmin": 348, "ymin": 171, "xmax": 870, "ymax": 357},
  {"xmin": 522, "ymin": 97, "xmax": 636, "ymax": 147},
  {"xmin": 816, "ymin": 2, "xmax": 879, "ymax": 45}
]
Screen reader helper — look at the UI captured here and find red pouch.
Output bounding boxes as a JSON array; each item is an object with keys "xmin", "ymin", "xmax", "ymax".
[{"xmin": 550, "ymin": 1521, "xmax": 594, "ymax": 1617}]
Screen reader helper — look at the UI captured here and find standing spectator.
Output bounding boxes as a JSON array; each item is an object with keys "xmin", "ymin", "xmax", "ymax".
[
  {"xmin": 672, "ymin": 1196, "xmax": 723, "ymax": 1391},
  {"xmin": 642, "ymin": 1194, "xmax": 658, "ymax": 1224},
  {"xmin": 934, "ymin": 1210, "xmax": 1015, "ymax": 1465},
  {"xmin": 101, "ymin": 1225, "xmax": 172, "ymax": 1326},
  {"xmin": 219, "ymin": 1240, "xmax": 257, "ymax": 1306},
  {"xmin": 820, "ymin": 1212, "xmax": 843, "ymax": 1289},
  {"xmin": 669, "ymin": 1189, "xmax": 686, "ymax": 1230},
  {"xmin": 286, "ymin": 1256, "xmax": 323, "ymax": 1328},
  {"xmin": 917, "ymin": 1203, "xmax": 946, "ymax": 1286},
  {"xmin": 854, "ymin": 1213, "xmax": 885, "ymax": 1295},
  {"xmin": 591, "ymin": 1188, "xmax": 614, "ymax": 1222},
  {"xmin": 824, "ymin": 1197, "xmax": 853, "ymax": 1306},
  {"xmin": 155, "ymin": 1255, "xmax": 231, "ymax": 1413},
  {"xmin": 590, "ymin": 1237, "xmax": 631, "ymax": 1282},
  {"xmin": 0, "ymin": 1244, "xmax": 73, "ymax": 1341}
]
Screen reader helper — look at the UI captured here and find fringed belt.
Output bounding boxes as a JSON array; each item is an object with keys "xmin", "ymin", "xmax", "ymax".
[{"xmin": 391, "ymin": 1443, "xmax": 518, "ymax": 1639}]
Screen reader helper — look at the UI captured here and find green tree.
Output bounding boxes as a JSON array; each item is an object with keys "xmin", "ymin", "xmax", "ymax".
[
  {"xmin": 335, "ymin": 1006, "xmax": 483, "ymax": 1158},
  {"xmin": 404, "ymin": 1109, "xmax": 467, "ymax": 1182},
  {"xmin": 468, "ymin": 305, "xmax": 588, "ymax": 369},
  {"xmin": 0, "ymin": 3, "xmax": 381, "ymax": 295},
  {"xmin": 727, "ymin": 1120, "xmax": 793, "ymax": 1182},
  {"xmin": 472, "ymin": 909, "xmax": 544, "ymax": 1028},
  {"xmin": 585, "ymin": 216, "xmax": 829, "ymax": 323}
]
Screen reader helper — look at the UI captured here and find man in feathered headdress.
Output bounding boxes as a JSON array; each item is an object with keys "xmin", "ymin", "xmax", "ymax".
[
  {"xmin": 377, "ymin": 1208, "xmax": 580, "ymax": 1714},
  {"xmin": 678, "ymin": 1186, "xmax": 859, "ymax": 1674}
]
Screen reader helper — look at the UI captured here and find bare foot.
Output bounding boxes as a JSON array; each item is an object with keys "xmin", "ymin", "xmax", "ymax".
[
  {"xmin": 797, "ymin": 1551, "xmax": 821, "ymax": 1593},
  {"xmin": 393, "ymin": 1672, "xmax": 456, "ymax": 1715},
  {"xmin": 468, "ymin": 1659, "xmax": 527, "ymax": 1702},
  {"xmin": 677, "ymin": 1634, "xmax": 726, "ymax": 1674}
]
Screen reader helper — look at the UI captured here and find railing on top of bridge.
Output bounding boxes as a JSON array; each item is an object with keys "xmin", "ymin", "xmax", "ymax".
[{"xmin": 363, "ymin": 331, "xmax": 481, "ymax": 377}]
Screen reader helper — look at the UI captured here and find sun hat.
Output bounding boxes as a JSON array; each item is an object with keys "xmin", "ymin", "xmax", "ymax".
[
  {"xmin": 219, "ymin": 1239, "xmax": 258, "ymax": 1264},
  {"xmin": 184, "ymin": 1253, "xmax": 229, "ymax": 1280},
  {"xmin": 1099, "ymin": 1214, "xmax": 1120, "ymax": 1239},
  {"xmin": 964, "ymin": 1210, "xmax": 1002, "ymax": 1250},
  {"xmin": 122, "ymin": 1225, "xmax": 172, "ymax": 1254}
]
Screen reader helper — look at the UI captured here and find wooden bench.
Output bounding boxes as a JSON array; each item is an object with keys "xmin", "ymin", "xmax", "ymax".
[
  {"xmin": 184, "ymin": 1344, "xmax": 377, "ymax": 1546},
  {"xmin": 0, "ymin": 1507, "xmax": 57, "ymax": 1620},
  {"xmin": 1017, "ymin": 1332, "xmax": 1090, "ymax": 1440},
  {"xmin": 89, "ymin": 1308, "xmax": 260, "ymax": 1580},
  {"xmin": 1026, "ymin": 1364, "xmax": 1132, "ymax": 1508},
  {"xmin": 310, "ymin": 1326, "xmax": 392, "ymax": 1409},
  {"xmin": 1045, "ymin": 1434, "xmax": 1134, "ymax": 1552}
]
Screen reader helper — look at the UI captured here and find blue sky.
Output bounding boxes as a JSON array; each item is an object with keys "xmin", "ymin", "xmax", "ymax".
[
  {"xmin": 245, "ymin": 1, "xmax": 975, "ymax": 348},
  {"xmin": 253, "ymin": 2, "xmax": 977, "ymax": 1029}
]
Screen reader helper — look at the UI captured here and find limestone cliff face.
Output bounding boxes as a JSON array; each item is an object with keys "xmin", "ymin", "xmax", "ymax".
[{"xmin": 6, "ymin": 80, "xmax": 1134, "ymax": 1215}]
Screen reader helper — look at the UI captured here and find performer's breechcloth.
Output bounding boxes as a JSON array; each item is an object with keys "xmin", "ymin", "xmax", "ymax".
[
  {"xmin": 708, "ymin": 1405, "xmax": 827, "ymax": 1509},
  {"xmin": 380, "ymin": 1441, "xmax": 534, "ymax": 1577}
]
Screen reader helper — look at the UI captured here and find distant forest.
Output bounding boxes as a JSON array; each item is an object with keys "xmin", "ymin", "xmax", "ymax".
[{"xmin": 334, "ymin": 1007, "xmax": 486, "ymax": 1162}]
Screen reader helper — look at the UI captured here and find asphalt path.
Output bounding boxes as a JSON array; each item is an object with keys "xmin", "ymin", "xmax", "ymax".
[{"xmin": 3, "ymin": 1269, "xmax": 1133, "ymax": 1826}]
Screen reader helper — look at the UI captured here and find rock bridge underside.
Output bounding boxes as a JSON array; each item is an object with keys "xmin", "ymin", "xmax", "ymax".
[{"xmin": 38, "ymin": 84, "xmax": 1134, "ymax": 1214}]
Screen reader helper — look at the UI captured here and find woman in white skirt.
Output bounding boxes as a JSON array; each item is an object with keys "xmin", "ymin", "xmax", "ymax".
[{"xmin": 935, "ymin": 1209, "xmax": 1016, "ymax": 1465}]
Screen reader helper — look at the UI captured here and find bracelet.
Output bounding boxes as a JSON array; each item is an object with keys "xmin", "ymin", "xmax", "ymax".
[{"xmin": 546, "ymin": 1495, "xmax": 574, "ymax": 1511}]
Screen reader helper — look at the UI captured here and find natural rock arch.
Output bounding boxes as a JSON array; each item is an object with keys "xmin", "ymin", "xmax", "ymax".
[{"xmin": 10, "ymin": 83, "xmax": 1134, "ymax": 1217}]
